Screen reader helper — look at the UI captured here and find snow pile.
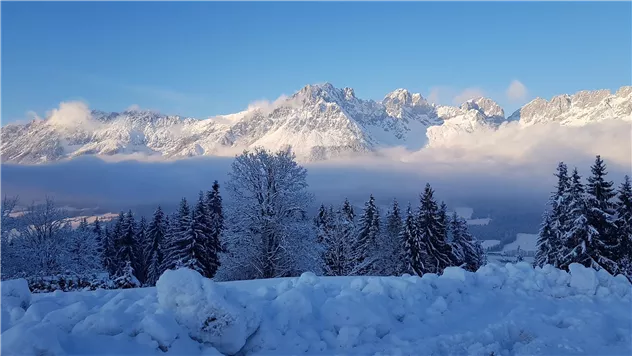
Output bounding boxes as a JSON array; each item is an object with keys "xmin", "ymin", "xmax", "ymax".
[
  {"xmin": 156, "ymin": 268, "xmax": 260, "ymax": 355},
  {"xmin": 1, "ymin": 263, "xmax": 631, "ymax": 356},
  {"xmin": 1, "ymin": 278, "xmax": 31, "ymax": 332}
]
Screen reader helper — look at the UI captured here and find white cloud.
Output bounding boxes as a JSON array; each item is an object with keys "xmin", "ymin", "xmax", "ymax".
[
  {"xmin": 46, "ymin": 101, "xmax": 101, "ymax": 131},
  {"xmin": 126, "ymin": 104, "xmax": 141, "ymax": 111},
  {"xmin": 246, "ymin": 94, "xmax": 291, "ymax": 115},
  {"xmin": 506, "ymin": 80, "xmax": 528, "ymax": 102},
  {"xmin": 452, "ymin": 87, "xmax": 486, "ymax": 105}
]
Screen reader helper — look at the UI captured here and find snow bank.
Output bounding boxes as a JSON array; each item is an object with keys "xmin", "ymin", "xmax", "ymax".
[{"xmin": 1, "ymin": 264, "xmax": 630, "ymax": 356}]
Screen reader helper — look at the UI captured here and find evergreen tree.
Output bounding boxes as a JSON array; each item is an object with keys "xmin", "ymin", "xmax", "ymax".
[
  {"xmin": 449, "ymin": 212, "xmax": 481, "ymax": 271},
  {"xmin": 352, "ymin": 194, "xmax": 380, "ymax": 275},
  {"xmin": 514, "ymin": 246, "xmax": 524, "ymax": 263},
  {"xmin": 561, "ymin": 168, "xmax": 596, "ymax": 270},
  {"xmin": 585, "ymin": 155, "xmax": 619, "ymax": 274},
  {"xmin": 114, "ymin": 261, "xmax": 141, "ymax": 289},
  {"xmin": 134, "ymin": 216, "xmax": 149, "ymax": 285},
  {"xmin": 160, "ymin": 213, "xmax": 177, "ymax": 273},
  {"xmin": 163, "ymin": 198, "xmax": 192, "ymax": 271},
  {"xmin": 206, "ymin": 180, "xmax": 225, "ymax": 253},
  {"xmin": 145, "ymin": 206, "xmax": 166, "ymax": 286},
  {"xmin": 535, "ymin": 162, "xmax": 570, "ymax": 268},
  {"xmin": 401, "ymin": 203, "xmax": 423, "ymax": 276},
  {"xmin": 116, "ymin": 210, "xmax": 138, "ymax": 277},
  {"xmin": 93, "ymin": 217, "xmax": 103, "ymax": 268},
  {"xmin": 319, "ymin": 203, "xmax": 360, "ymax": 276},
  {"xmin": 315, "ymin": 204, "xmax": 329, "ymax": 245},
  {"xmin": 108, "ymin": 212, "xmax": 126, "ymax": 275},
  {"xmin": 196, "ymin": 191, "xmax": 221, "ymax": 278},
  {"xmin": 417, "ymin": 184, "xmax": 453, "ymax": 274},
  {"xmin": 383, "ymin": 199, "xmax": 405, "ymax": 275},
  {"xmin": 615, "ymin": 175, "xmax": 632, "ymax": 279}
]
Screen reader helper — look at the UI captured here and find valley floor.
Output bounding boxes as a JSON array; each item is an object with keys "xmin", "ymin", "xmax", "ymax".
[{"xmin": 2, "ymin": 263, "xmax": 631, "ymax": 356}]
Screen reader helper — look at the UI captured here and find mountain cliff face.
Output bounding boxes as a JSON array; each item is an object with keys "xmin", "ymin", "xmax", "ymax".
[{"xmin": 2, "ymin": 84, "xmax": 630, "ymax": 164}]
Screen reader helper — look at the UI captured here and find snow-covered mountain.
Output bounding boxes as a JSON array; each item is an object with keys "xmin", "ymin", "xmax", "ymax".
[{"xmin": 2, "ymin": 83, "xmax": 631, "ymax": 164}]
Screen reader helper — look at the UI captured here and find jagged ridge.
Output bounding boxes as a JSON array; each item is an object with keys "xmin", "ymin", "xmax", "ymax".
[{"xmin": 1, "ymin": 84, "xmax": 631, "ymax": 164}]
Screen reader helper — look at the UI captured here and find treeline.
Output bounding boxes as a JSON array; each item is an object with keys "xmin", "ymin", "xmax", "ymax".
[
  {"xmin": 535, "ymin": 155, "xmax": 632, "ymax": 280},
  {"xmin": 3, "ymin": 147, "xmax": 486, "ymax": 290}
]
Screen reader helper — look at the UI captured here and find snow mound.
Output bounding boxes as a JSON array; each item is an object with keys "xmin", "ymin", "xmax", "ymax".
[
  {"xmin": 1, "ymin": 278, "xmax": 32, "ymax": 332},
  {"xmin": 156, "ymin": 268, "xmax": 260, "ymax": 355},
  {"xmin": 1, "ymin": 264, "xmax": 630, "ymax": 356}
]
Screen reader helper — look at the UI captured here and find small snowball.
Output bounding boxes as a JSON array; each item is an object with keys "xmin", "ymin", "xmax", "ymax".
[{"xmin": 298, "ymin": 272, "xmax": 319, "ymax": 286}]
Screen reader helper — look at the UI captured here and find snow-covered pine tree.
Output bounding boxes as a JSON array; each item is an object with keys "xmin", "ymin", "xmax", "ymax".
[
  {"xmin": 315, "ymin": 204, "xmax": 329, "ymax": 245},
  {"xmin": 65, "ymin": 218, "xmax": 101, "ymax": 275},
  {"xmin": 109, "ymin": 211, "xmax": 126, "ymax": 275},
  {"xmin": 417, "ymin": 184, "xmax": 453, "ymax": 274},
  {"xmin": 615, "ymin": 175, "xmax": 632, "ymax": 280},
  {"xmin": 93, "ymin": 217, "xmax": 103, "ymax": 263},
  {"xmin": 145, "ymin": 206, "xmax": 166, "ymax": 286},
  {"xmin": 352, "ymin": 194, "xmax": 380, "ymax": 275},
  {"xmin": 194, "ymin": 191, "xmax": 220, "ymax": 278},
  {"xmin": 560, "ymin": 168, "xmax": 596, "ymax": 270},
  {"xmin": 585, "ymin": 155, "xmax": 619, "ymax": 274},
  {"xmin": 449, "ymin": 212, "xmax": 483, "ymax": 271},
  {"xmin": 114, "ymin": 260, "xmax": 141, "ymax": 289},
  {"xmin": 116, "ymin": 210, "xmax": 138, "ymax": 277},
  {"xmin": 221, "ymin": 147, "xmax": 315, "ymax": 280},
  {"xmin": 134, "ymin": 216, "xmax": 149, "ymax": 285},
  {"xmin": 206, "ymin": 180, "xmax": 225, "ymax": 253},
  {"xmin": 160, "ymin": 212, "xmax": 179, "ymax": 272},
  {"xmin": 514, "ymin": 246, "xmax": 524, "ymax": 263},
  {"xmin": 535, "ymin": 162, "xmax": 570, "ymax": 268},
  {"xmin": 401, "ymin": 203, "xmax": 423, "ymax": 276},
  {"xmin": 382, "ymin": 199, "xmax": 404, "ymax": 276},
  {"xmin": 340, "ymin": 198, "xmax": 356, "ymax": 268},
  {"xmin": 162, "ymin": 198, "xmax": 192, "ymax": 271}
]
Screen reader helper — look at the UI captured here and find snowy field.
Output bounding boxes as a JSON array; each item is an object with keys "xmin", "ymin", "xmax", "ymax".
[
  {"xmin": 2, "ymin": 264, "xmax": 631, "ymax": 356},
  {"xmin": 502, "ymin": 234, "xmax": 538, "ymax": 253}
]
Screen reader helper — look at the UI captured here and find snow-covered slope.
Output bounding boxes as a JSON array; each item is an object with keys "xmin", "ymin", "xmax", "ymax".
[
  {"xmin": 509, "ymin": 86, "xmax": 632, "ymax": 126},
  {"xmin": 2, "ymin": 265, "xmax": 631, "ymax": 355},
  {"xmin": 2, "ymin": 84, "xmax": 630, "ymax": 164}
]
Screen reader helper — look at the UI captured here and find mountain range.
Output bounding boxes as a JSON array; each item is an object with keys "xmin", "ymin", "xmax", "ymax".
[{"xmin": 2, "ymin": 83, "xmax": 631, "ymax": 164}]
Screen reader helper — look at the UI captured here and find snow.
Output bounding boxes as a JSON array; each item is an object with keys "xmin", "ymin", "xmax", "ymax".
[
  {"xmin": 503, "ymin": 233, "xmax": 538, "ymax": 253},
  {"xmin": 2, "ymin": 265, "xmax": 631, "ymax": 355},
  {"xmin": 453, "ymin": 207, "xmax": 474, "ymax": 219},
  {"xmin": 466, "ymin": 217, "xmax": 492, "ymax": 226},
  {"xmin": 481, "ymin": 240, "xmax": 501, "ymax": 249}
]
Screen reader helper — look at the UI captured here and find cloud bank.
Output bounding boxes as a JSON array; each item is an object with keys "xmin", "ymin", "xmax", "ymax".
[{"xmin": 506, "ymin": 80, "xmax": 528, "ymax": 102}]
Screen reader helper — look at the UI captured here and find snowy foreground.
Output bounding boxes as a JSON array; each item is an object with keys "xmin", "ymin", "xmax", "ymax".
[{"xmin": 2, "ymin": 264, "xmax": 631, "ymax": 356}]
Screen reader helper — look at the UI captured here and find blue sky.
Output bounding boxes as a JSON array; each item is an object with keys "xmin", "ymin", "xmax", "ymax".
[{"xmin": 2, "ymin": 2, "xmax": 630, "ymax": 123}]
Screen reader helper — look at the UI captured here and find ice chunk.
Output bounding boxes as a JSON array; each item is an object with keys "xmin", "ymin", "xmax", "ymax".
[
  {"xmin": 441, "ymin": 267, "xmax": 467, "ymax": 282},
  {"xmin": 1, "ymin": 278, "xmax": 31, "ymax": 310},
  {"xmin": 41, "ymin": 301, "xmax": 90, "ymax": 332},
  {"xmin": 138, "ymin": 312, "xmax": 182, "ymax": 349},
  {"xmin": 569, "ymin": 263, "xmax": 599, "ymax": 295},
  {"xmin": 156, "ymin": 268, "xmax": 260, "ymax": 355}
]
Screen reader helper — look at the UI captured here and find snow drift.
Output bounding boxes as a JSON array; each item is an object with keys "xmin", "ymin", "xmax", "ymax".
[{"xmin": 1, "ymin": 263, "xmax": 631, "ymax": 355}]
